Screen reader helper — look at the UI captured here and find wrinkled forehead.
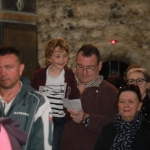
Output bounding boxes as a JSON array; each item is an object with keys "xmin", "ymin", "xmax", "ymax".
[{"xmin": 76, "ymin": 52, "xmax": 97, "ymax": 64}]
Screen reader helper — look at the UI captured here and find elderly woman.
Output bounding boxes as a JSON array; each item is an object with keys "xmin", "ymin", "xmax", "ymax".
[
  {"xmin": 124, "ymin": 66, "xmax": 150, "ymax": 123},
  {"xmin": 94, "ymin": 84, "xmax": 150, "ymax": 150}
]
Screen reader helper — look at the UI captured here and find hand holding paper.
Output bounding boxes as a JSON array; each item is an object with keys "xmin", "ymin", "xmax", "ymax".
[{"xmin": 67, "ymin": 109, "xmax": 89, "ymax": 124}]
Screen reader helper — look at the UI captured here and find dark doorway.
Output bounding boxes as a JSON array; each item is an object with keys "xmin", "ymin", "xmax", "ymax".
[
  {"xmin": 0, "ymin": 22, "xmax": 39, "ymax": 80},
  {"xmin": 100, "ymin": 61, "xmax": 128, "ymax": 88},
  {"xmin": 100, "ymin": 61, "xmax": 128, "ymax": 80}
]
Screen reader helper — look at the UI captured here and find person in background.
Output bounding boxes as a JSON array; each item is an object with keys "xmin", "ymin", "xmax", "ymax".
[
  {"xmin": 123, "ymin": 64, "xmax": 142, "ymax": 81},
  {"xmin": 0, "ymin": 46, "xmax": 53, "ymax": 150},
  {"xmin": 94, "ymin": 84, "xmax": 150, "ymax": 150},
  {"xmin": 31, "ymin": 38, "xmax": 80, "ymax": 150},
  {"xmin": 59, "ymin": 44, "xmax": 118, "ymax": 150},
  {"xmin": 106, "ymin": 74, "xmax": 126, "ymax": 89},
  {"xmin": 124, "ymin": 66, "xmax": 150, "ymax": 123}
]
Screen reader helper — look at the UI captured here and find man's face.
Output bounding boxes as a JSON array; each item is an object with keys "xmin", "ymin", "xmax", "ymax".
[
  {"xmin": 76, "ymin": 52, "xmax": 102, "ymax": 85},
  {"xmin": 0, "ymin": 54, "xmax": 24, "ymax": 89}
]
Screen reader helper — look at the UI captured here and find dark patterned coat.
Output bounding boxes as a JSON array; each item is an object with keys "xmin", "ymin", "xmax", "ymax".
[
  {"xmin": 94, "ymin": 119, "xmax": 150, "ymax": 150},
  {"xmin": 142, "ymin": 93, "xmax": 150, "ymax": 123}
]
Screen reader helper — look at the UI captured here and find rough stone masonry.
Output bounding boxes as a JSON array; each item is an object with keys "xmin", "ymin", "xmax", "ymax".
[{"xmin": 36, "ymin": 0, "xmax": 150, "ymax": 73}]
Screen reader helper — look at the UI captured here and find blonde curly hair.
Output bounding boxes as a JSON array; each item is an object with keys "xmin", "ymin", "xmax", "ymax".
[{"xmin": 45, "ymin": 38, "xmax": 70, "ymax": 58}]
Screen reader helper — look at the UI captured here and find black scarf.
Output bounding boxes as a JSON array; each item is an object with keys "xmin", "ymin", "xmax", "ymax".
[{"xmin": 110, "ymin": 111, "xmax": 142, "ymax": 150}]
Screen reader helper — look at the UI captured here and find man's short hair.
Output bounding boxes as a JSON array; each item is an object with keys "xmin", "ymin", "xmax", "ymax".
[
  {"xmin": 0, "ymin": 46, "xmax": 22, "ymax": 64},
  {"xmin": 76, "ymin": 44, "xmax": 101, "ymax": 64}
]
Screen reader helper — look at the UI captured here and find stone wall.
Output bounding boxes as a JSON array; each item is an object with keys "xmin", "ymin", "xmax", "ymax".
[{"xmin": 36, "ymin": 0, "xmax": 150, "ymax": 72}]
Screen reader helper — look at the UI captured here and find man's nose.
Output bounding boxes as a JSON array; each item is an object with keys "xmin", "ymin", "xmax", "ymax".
[
  {"xmin": 83, "ymin": 67, "xmax": 88, "ymax": 74},
  {"xmin": 0, "ymin": 68, "xmax": 6, "ymax": 75}
]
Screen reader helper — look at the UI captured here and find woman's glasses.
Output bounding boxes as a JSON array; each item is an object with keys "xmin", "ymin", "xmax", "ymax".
[{"xmin": 127, "ymin": 78, "xmax": 147, "ymax": 85}]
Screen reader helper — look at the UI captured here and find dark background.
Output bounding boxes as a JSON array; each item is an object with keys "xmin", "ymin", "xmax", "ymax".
[
  {"xmin": 1, "ymin": 0, "xmax": 36, "ymax": 13},
  {"xmin": 0, "ymin": 22, "xmax": 39, "ymax": 80}
]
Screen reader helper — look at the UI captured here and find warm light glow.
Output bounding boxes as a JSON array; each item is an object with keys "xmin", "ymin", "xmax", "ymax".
[{"xmin": 111, "ymin": 40, "xmax": 117, "ymax": 45}]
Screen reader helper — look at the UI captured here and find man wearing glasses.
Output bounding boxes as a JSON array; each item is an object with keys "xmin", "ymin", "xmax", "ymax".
[{"xmin": 59, "ymin": 44, "xmax": 118, "ymax": 150}]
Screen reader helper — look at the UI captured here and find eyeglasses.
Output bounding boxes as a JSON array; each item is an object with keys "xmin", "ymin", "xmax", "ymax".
[
  {"xmin": 76, "ymin": 64, "xmax": 98, "ymax": 72},
  {"xmin": 127, "ymin": 78, "xmax": 147, "ymax": 85}
]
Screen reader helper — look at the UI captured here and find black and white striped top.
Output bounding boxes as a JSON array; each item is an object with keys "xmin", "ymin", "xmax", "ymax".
[{"xmin": 42, "ymin": 68, "xmax": 66, "ymax": 118}]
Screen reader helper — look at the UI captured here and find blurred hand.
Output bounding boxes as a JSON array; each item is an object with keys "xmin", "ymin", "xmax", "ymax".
[{"xmin": 67, "ymin": 109, "xmax": 89, "ymax": 123}]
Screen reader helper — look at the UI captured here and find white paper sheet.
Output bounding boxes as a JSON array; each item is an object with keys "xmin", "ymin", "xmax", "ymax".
[{"xmin": 61, "ymin": 98, "xmax": 82, "ymax": 111}]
